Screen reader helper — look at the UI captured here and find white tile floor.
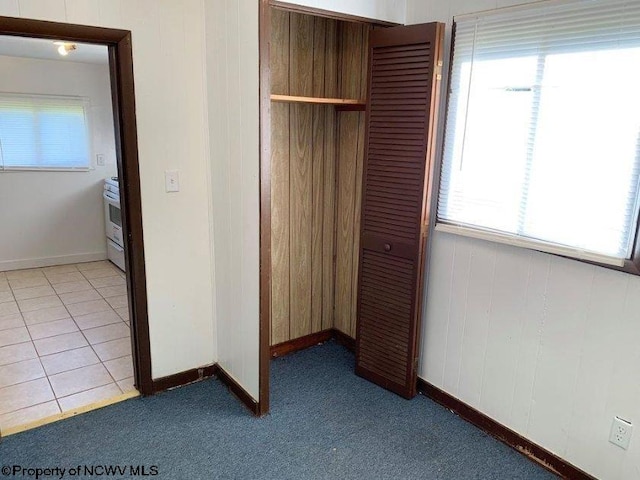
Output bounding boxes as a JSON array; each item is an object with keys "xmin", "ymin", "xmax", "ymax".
[{"xmin": 0, "ymin": 261, "xmax": 136, "ymax": 431}]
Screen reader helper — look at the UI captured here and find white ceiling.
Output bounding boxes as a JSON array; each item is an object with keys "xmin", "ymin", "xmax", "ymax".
[{"xmin": 0, "ymin": 35, "xmax": 108, "ymax": 64}]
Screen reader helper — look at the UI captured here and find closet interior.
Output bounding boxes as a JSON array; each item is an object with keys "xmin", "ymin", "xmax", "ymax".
[{"xmin": 269, "ymin": 8, "xmax": 373, "ymax": 348}]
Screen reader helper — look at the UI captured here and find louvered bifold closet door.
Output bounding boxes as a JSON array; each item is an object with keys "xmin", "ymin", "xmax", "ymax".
[{"xmin": 355, "ymin": 23, "xmax": 444, "ymax": 399}]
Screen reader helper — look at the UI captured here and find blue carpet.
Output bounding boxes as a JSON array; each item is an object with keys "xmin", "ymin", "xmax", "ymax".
[{"xmin": 0, "ymin": 342, "xmax": 555, "ymax": 479}]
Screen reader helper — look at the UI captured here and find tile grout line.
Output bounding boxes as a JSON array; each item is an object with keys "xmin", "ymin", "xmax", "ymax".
[
  {"xmin": 1, "ymin": 271, "xmax": 40, "ymax": 397},
  {"xmin": 0, "ymin": 398, "xmax": 59, "ymax": 420},
  {"xmin": 5, "ymin": 327, "xmax": 132, "ymax": 368},
  {"xmin": 0, "ymin": 349, "xmax": 133, "ymax": 387},
  {"xmin": 63, "ymin": 272, "xmax": 125, "ymax": 395},
  {"xmin": 76, "ymin": 267, "xmax": 134, "ymax": 392},
  {"xmin": 2, "ymin": 273, "xmax": 26, "ymax": 337},
  {"xmin": 1, "ymin": 348, "xmax": 132, "ymax": 406},
  {"xmin": 9, "ymin": 273, "xmax": 65, "ymax": 417},
  {"xmin": 79, "ymin": 267, "xmax": 129, "ymax": 319},
  {"xmin": 55, "ymin": 378, "xmax": 121, "ymax": 404},
  {"xmin": 1, "ymin": 263, "xmax": 133, "ymax": 425},
  {"xmin": 0, "ymin": 338, "xmax": 32, "ymax": 349},
  {"xmin": 1, "ymin": 327, "xmax": 131, "ymax": 367},
  {"xmin": 0, "ymin": 358, "xmax": 47, "ymax": 390},
  {"xmin": 6, "ymin": 267, "xmax": 81, "ymax": 334},
  {"xmin": 53, "ymin": 265, "xmax": 129, "ymax": 400},
  {"xmin": 75, "ymin": 267, "xmax": 133, "ymax": 389}
]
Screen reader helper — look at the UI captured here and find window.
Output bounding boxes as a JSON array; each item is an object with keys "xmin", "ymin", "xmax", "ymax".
[
  {"xmin": 438, "ymin": 0, "xmax": 640, "ymax": 271},
  {"xmin": 0, "ymin": 93, "xmax": 91, "ymax": 171}
]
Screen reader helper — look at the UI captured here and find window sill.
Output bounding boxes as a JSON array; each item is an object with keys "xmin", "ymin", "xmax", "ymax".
[
  {"xmin": 434, "ymin": 222, "xmax": 626, "ymax": 268},
  {"xmin": 0, "ymin": 167, "xmax": 92, "ymax": 172}
]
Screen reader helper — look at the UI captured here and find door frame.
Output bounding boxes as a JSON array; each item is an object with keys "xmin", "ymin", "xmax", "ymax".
[
  {"xmin": 0, "ymin": 16, "xmax": 153, "ymax": 395},
  {"xmin": 257, "ymin": 1, "xmax": 398, "ymax": 416},
  {"xmin": 258, "ymin": 0, "xmax": 271, "ymax": 417}
]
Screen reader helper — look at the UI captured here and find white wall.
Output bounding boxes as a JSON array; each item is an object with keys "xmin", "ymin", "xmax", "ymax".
[
  {"xmin": 0, "ymin": 0, "xmax": 216, "ymax": 380},
  {"xmin": 200, "ymin": 0, "xmax": 413, "ymax": 402},
  {"xmin": 407, "ymin": 1, "xmax": 640, "ymax": 479},
  {"xmin": 204, "ymin": 0, "xmax": 260, "ymax": 401},
  {"xmin": 278, "ymin": 0, "xmax": 406, "ymax": 24},
  {"xmin": 0, "ymin": 54, "xmax": 116, "ymax": 271}
]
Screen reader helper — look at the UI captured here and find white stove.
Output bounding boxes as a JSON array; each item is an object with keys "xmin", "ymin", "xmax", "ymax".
[{"xmin": 103, "ymin": 177, "xmax": 125, "ymax": 271}]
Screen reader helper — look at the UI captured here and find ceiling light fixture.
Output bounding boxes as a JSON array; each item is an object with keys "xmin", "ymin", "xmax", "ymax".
[{"xmin": 53, "ymin": 41, "xmax": 76, "ymax": 56}]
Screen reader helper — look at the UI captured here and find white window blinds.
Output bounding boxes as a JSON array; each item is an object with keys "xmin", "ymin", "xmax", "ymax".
[
  {"xmin": 0, "ymin": 94, "xmax": 91, "ymax": 170},
  {"xmin": 438, "ymin": 0, "xmax": 640, "ymax": 263}
]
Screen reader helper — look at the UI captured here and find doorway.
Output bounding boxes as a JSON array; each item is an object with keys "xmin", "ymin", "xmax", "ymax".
[
  {"xmin": 0, "ymin": 16, "xmax": 151, "ymax": 433},
  {"xmin": 258, "ymin": 2, "xmax": 444, "ymax": 414},
  {"xmin": 258, "ymin": 2, "xmax": 378, "ymax": 416}
]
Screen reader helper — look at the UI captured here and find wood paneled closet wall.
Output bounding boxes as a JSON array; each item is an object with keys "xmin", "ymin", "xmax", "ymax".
[{"xmin": 270, "ymin": 9, "xmax": 371, "ymax": 345}]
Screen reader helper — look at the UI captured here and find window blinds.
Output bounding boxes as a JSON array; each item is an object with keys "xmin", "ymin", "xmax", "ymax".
[
  {"xmin": 0, "ymin": 94, "xmax": 91, "ymax": 170},
  {"xmin": 438, "ymin": 0, "xmax": 640, "ymax": 263}
]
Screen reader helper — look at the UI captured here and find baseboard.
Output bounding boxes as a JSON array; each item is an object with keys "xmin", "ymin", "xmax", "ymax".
[
  {"xmin": 417, "ymin": 379, "xmax": 596, "ymax": 480},
  {"xmin": 150, "ymin": 364, "xmax": 260, "ymax": 416},
  {"xmin": 0, "ymin": 252, "xmax": 107, "ymax": 271},
  {"xmin": 215, "ymin": 364, "xmax": 260, "ymax": 416},
  {"xmin": 153, "ymin": 330, "xmax": 353, "ymax": 400},
  {"xmin": 333, "ymin": 329, "xmax": 356, "ymax": 352},
  {"xmin": 271, "ymin": 329, "xmax": 333, "ymax": 357},
  {"xmin": 150, "ymin": 342, "xmax": 593, "ymax": 478},
  {"xmin": 151, "ymin": 364, "xmax": 217, "ymax": 393},
  {"xmin": 270, "ymin": 328, "xmax": 355, "ymax": 358}
]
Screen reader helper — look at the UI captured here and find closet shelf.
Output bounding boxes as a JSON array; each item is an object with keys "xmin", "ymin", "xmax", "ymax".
[{"xmin": 270, "ymin": 94, "xmax": 366, "ymax": 111}]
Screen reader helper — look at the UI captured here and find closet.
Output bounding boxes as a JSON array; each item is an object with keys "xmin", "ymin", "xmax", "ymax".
[
  {"xmin": 270, "ymin": 8, "xmax": 370, "ymax": 345},
  {"xmin": 267, "ymin": 5, "xmax": 444, "ymax": 399}
]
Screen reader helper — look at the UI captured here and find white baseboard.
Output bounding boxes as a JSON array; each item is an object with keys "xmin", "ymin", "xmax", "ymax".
[{"xmin": 0, "ymin": 252, "xmax": 108, "ymax": 272}]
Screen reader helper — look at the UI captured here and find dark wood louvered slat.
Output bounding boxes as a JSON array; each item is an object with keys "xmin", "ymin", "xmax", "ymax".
[
  {"xmin": 355, "ymin": 23, "xmax": 444, "ymax": 399},
  {"xmin": 365, "ymin": 199, "xmax": 420, "ymax": 213}
]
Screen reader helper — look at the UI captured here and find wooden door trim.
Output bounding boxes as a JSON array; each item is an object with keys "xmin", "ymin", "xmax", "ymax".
[
  {"xmin": 0, "ymin": 16, "xmax": 152, "ymax": 396},
  {"xmin": 258, "ymin": 0, "xmax": 272, "ymax": 417},
  {"xmin": 269, "ymin": 1, "xmax": 399, "ymax": 26},
  {"xmin": 410, "ymin": 22, "xmax": 445, "ymax": 397}
]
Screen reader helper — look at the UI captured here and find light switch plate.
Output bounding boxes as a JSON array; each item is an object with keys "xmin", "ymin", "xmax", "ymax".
[{"xmin": 165, "ymin": 170, "xmax": 179, "ymax": 193}]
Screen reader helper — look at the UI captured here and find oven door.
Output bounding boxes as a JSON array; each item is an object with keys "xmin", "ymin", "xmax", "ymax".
[
  {"xmin": 107, "ymin": 238, "xmax": 126, "ymax": 272},
  {"xmin": 103, "ymin": 192, "xmax": 124, "ymax": 247}
]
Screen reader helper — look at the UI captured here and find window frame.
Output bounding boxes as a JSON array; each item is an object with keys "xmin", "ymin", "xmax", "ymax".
[
  {"xmin": 0, "ymin": 92, "xmax": 93, "ymax": 172},
  {"xmin": 436, "ymin": 18, "xmax": 640, "ymax": 276}
]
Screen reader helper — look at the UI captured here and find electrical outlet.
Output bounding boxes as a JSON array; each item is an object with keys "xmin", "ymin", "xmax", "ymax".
[
  {"xmin": 609, "ymin": 416, "xmax": 633, "ymax": 450},
  {"xmin": 96, "ymin": 154, "xmax": 105, "ymax": 166}
]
